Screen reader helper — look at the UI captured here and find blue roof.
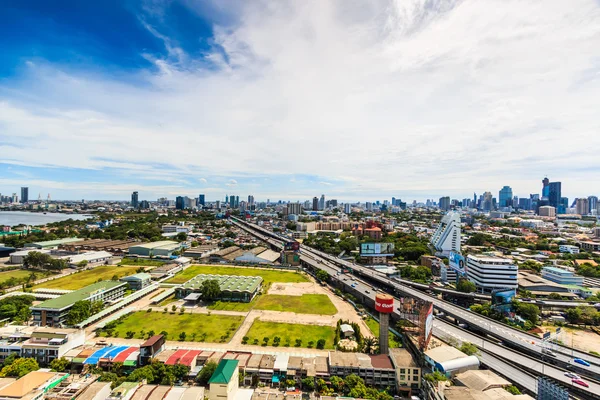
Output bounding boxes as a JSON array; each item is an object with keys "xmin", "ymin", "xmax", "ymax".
[{"xmin": 542, "ymin": 267, "xmax": 573, "ymax": 275}]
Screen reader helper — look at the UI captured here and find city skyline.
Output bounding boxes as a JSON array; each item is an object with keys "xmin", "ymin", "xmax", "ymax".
[{"xmin": 2, "ymin": 1, "xmax": 600, "ymax": 200}]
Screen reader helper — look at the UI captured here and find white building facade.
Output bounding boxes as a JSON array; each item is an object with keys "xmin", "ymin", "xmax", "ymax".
[
  {"xmin": 466, "ymin": 255, "xmax": 518, "ymax": 293},
  {"xmin": 430, "ymin": 212, "xmax": 461, "ymax": 256}
]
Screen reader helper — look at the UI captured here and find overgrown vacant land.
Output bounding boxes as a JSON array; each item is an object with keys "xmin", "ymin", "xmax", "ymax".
[
  {"xmin": 243, "ymin": 320, "xmax": 336, "ymax": 349},
  {"xmin": 166, "ymin": 265, "xmax": 309, "ymax": 285},
  {"xmin": 33, "ymin": 266, "xmax": 139, "ymax": 290},
  {"xmin": 254, "ymin": 294, "xmax": 337, "ymax": 315},
  {"xmin": 99, "ymin": 311, "xmax": 244, "ymax": 343},
  {"xmin": 119, "ymin": 258, "xmax": 165, "ymax": 267},
  {"xmin": 0, "ymin": 270, "xmax": 51, "ymax": 285}
]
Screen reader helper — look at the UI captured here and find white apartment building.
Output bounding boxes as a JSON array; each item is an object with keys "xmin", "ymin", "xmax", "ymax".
[
  {"xmin": 430, "ymin": 212, "xmax": 461, "ymax": 256},
  {"xmin": 466, "ymin": 254, "xmax": 518, "ymax": 293},
  {"xmin": 558, "ymin": 244, "xmax": 580, "ymax": 254}
]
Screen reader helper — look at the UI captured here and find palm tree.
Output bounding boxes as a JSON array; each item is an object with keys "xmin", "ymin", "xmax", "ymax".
[{"xmin": 363, "ymin": 337, "xmax": 376, "ymax": 354}]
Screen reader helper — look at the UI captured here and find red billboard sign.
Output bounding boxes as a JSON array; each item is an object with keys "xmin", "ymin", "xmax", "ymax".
[{"xmin": 375, "ymin": 294, "xmax": 394, "ymax": 313}]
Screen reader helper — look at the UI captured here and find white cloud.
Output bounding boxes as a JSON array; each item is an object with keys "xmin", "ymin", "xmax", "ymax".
[
  {"xmin": 225, "ymin": 179, "xmax": 238, "ymax": 187},
  {"xmin": 199, "ymin": 178, "xmax": 208, "ymax": 183},
  {"xmin": 319, "ymin": 181, "xmax": 332, "ymax": 186},
  {"xmin": 2, "ymin": 0, "xmax": 600, "ymax": 200}
]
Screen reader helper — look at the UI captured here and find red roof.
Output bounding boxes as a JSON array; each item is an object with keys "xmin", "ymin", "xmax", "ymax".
[
  {"xmin": 113, "ymin": 347, "xmax": 139, "ymax": 363},
  {"xmin": 165, "ymin": 349, "xmax": 188, "ymax": 365},
  {"xmin": 180, "ymin": 350, "xmax": 201, "ymax": 366},
  {"xmin": 369, "ymin": 354, "xmax": 393, "ymax": 369}
]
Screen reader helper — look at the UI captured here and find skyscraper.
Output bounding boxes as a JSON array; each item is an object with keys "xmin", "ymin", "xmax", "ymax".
[
  {"xmin": 498, "ymin": 186, "xmax": 513, "ymax": 208},
  {"xmin": 175, "ymin": 196, "xmax": 185, "ymax": 210},
  {"xmin": 131, "ymin": 191, "xmax": 139, "ymax": 208},
  {"xmin": 312, "ymin": 197, "xmax": 318, "ymax": 211},
  {"xmin": 318, "ymin": 194, "xmax": 325, "ymax": 210},
  {"xmin": 588, "ymin": 196, "xmax": 598, "ymax": 215},
  {"xmin": 430, "ymin": 211, "xmax": 461, "ymax": 256},
  {"xmin": 576, "ymin": 198, "xmax": 589, "ymax": 216},
  {"xmin": 542, "ymin": 177, "xmax": 550, "ymax": 197},
  {"xmin": 439, "ymin": 196, "xmax": 450, "ymax": 211},
  {"xmin": 548, "ymin": 181, "xmax": 561, "ymax": 210},
  {"xmin": 20, "ymin": 187, "xmax": 29, "ymax": 204},
  {"xmin": 198, "ymin": 194, "xmax": 205, "ymax": 206},
  {"xmin": 482, "ymin": 192, "xmax": 493, "ymax": 212},
  {"xmin": 247, "ymin": 195, "xmax": 254, "ymax": 206}
]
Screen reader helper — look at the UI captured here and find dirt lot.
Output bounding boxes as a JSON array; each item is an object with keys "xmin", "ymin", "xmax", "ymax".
[
  {"xmin": 268, "ymin": 282, "xmax": 322, "ymax": 296},
  {"xmin": 540, "ymin": 325, "xmax": 600, "ymax": 354}
]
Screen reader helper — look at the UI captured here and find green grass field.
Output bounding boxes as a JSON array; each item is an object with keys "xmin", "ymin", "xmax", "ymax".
[
  {"xmin": 244, "ymin": 320, "xmax": 336, "ymax": 349},
  {"xmin": 0, "ymin": 270, "xmax": 50, "ymax": 285},
  {"xmin": 119, "ymin": 258, "xmax": 165, "ymax": 267},
  {"xmin": 208, "ymin": 296, "xmax": 258, "ymax": 312},
  {"xmin": 33, "ymin": 265, "xmax": 139, "ymax": 290},
  {"xmin": 99, "ymin": 311, "xmax": 244, "ymax": 343},
  {"xmin": 254, "ymin": 294, "xmax": 337, "ymax": 315},
  {"xmin": 365, "ymin": 317, "xmax": 402, "ymax": 348},
  {"xmin": 165, "ymin": 265, "xmax": 309, "ymax": 285}
]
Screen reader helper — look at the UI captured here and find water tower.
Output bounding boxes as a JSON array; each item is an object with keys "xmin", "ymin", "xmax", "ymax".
[{"xmin": 375, "ymin": 293, "xmax": 394, "ymax": 354}]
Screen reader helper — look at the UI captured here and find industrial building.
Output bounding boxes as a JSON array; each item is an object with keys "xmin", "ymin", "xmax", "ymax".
[
  {"xmin": 517, "ymin": 271, "xmax": 575, "ymax": 298},
  {"xmin": 65, "ymin": 251, "xmax": 113, "ymax": 268},
  {"xmin": 466, "ymin": 254, "xmax": 518, "ymax": 292},
  {"xmin": 175, "ymin": 274, "xmax": 262, "ymax": 303},
  {"xmin": 31, "ymin": 281, "xmax": 126, "ymax": 327},
  {"xmin": 128, "ymin": 241, "xmax": 182, "ymax": 258},
  {"xmin": 430, "ymin": 212, "xmax": 461, "ymax": 256},
  {"xmin": 9, "ymin": 249, "xmax": 52, "ymax": 264},
  {"xmin": 59, "ymin": 239, "xmax": 137, "ymax": 255},
  {"xmin": 24, "ymin": 238, "xmax": 84, "ymax": 249},
  {"xmin": 119, "ymin": 273, "xmax": 152, "ymax": 291},
  {"xmin": 424, "ymin": 345, "xmax": 480, "ymax": 378}
]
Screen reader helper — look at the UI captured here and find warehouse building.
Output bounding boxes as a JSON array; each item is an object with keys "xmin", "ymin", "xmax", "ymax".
[
  {"xmin": 119, "ymin": 273, "xmax": 152, "ymax": 291},
  {"xmin": 60, "ymin": 239, "xmax": 137, "ymax": 255},
  {"xmin": 175, "ymin": 274, "xmax": 262, "ymax": 303},
  {"xmin": 9, "ymin": 249, "xmax": 52, "ymax": 264},
  {"xmin": 128, "ymin": 241, "xmax": 182, "ymax": 258},
  {"xmin": 65, "ymin": 251, "xmax": 113, "ymax": 268},
  {"xmin": 24, "ymin": 238, "xmax": 84, "ymax": 249},
  {"xmin": 31, "ymin": 281, "xmax": 126, "ymax": 327}
]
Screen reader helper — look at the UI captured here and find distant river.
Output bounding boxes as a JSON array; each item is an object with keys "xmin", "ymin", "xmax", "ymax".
[{"xmin": 0, "ymin": 211, "xmax": 92, "ymax": 227}]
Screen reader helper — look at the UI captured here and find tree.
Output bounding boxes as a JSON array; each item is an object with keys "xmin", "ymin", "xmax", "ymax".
[
  {"xmin": 126, "ymin": 331, "xmax": 136, "ymax": 339},
  {"xmin": 423, "ymin": 371, "xmax": 448, "ymax": 383},
  {"xmin": 66, "ymin": 300, "xmax": 104, "ymax": 326},
  {"xmin": 147, "ymin": 330, "xmax": 155, "ymax": 339},
  {"xmin": 316, "ymin": 270, "xmax": 329, "ymax": 282},
  {"xmin": 200, "ymin": 279, "xmax": 221, "ymax": 301},
  {"xmin": 196, "ymin": 361, "xmax": 218, "ymax": 385},
  {"xmin": 459, "ymin": 342, "xmax": 479, "ymax": 356},
  {"xmin": 49, "ymin": 357, "xmax": 70, "ymax": 372},
  {"xmin": 363, "ymin": 337, "xmax": 376, "ymax": 354},
  {"xmin": 456, "ymin": 279, "xmax": 476, "ymax": 293},
  {"xmin": 505, "ymin": 385, "xmax": 521, "ymax": 395},
  {"xmin": 514, "ymin": 302, "xmax": 539, "ymax": 325},
  {"xmin": 77, "ymin": 260, "xmax": 89, "ymax": 269},
  {"xmin": 548, "ymin": 292, "xmax": 562, "ymax": 300},
  {"xmin": 0, "ymin": 357, "xmax": 39, "ymax": 378},
  {"xmin": 466, "ymin": 233, "xmax": 489, "ymax": 246},
  {"xmin": 172, "ymin": 305, "xmax": 177, "ymax": 313},
  {"xmin": 285, "ymin": 379, "xmax": 296, "ymax": 388},
  {"xmin": 316, "ymin": 338, "xmax": 326, "ymax": 350},
  {"xmin": 330, "ymin": 376, "xmax": 344, "ymax": 393},
  {"xmin": 176, "ymin": 232, "xmax": 188, "ymax": 242},
  {"xmin": 301, "ymin": 377, "xmax": 315, "ymax": 391},
  {"xmin": 178, "ymin": 332, "xmax": 187, "ymax": 341}
]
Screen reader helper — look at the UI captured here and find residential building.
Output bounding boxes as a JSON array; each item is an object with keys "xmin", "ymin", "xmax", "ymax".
[
  {"xmin": 119, "ymin": 273, "xmax": 152, "ymax": 291},
  {"xmin": 312, "ymin": 197, "xmax": 318, "ymax": 211},
  {"xmin": 466, "ymin": 255, "xmax": 518, "ymax": 292},
  {"xmin": 430, "ymin": 212, "xmax": 461, "ymax": 256},
  {"xmin": 558, "ymin": 244, "xmax": 579, "ymax": 254},
  {"xmin": 439, "ymin": 196, "xmax": 450, "ymax": 211},
  {"xmin": 20, "ymin": 187, "xmax": 28, "ymax": 204},
  {"xmin": 0, "ymin": 326, "xmax": 85, "ymax": 365},
  {"xmin": 344, "ymin": 203, "xmax": 351, "ymax": 214},
  {"xmin": 579, "ymin": 241, "xmax": 600, "ymax": 252},
  {"xmin": 576, "ymin": 198, "xmax": 589, "ymax": 216},
  {"xmin": 319, "ymin": 195, "xmax": 325, "ymax": 211},
  {"xmin": 287, "ymin": 203, "xmax": 302, "ymax": 216},
  {"xmin": 541, "ymin": 267, "xmax": 584, "ymax": 286},
  {"xmin": 328, "ymin": 352, "xmax": 397, "ymax": 390},
  {"xmin": 131, "ymin": 192, "xmax": 139, "ymax": 208},
  {"xmin": 0, "ymin": 371, "xmax": 68, "ymax": 400},
  {"xmin": 31, "ymin": 281, "xmax": 126, "ymax": 327},
  {"xmin": 208, "ymin": 360, "xmax": 239, "ymax": 400},
  {"xmin": 498, "ymin": 186, "xmax": 512, "ymax": 208},
  {"xmin": 139, "ymin": 335, "xmax": 165, "ymax": 366},
  {"xmin": 390, "ymin": 348, "xmax": 421, "ymax": 392},
  {"xmin": 538, "ymin": 206, "xmax": 556, "ymax": 217}
]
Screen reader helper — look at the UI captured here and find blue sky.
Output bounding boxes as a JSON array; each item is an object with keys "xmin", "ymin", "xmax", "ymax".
[{"xmin": 1, "ymin": 0, "xmax": 600, "ymax": 202}]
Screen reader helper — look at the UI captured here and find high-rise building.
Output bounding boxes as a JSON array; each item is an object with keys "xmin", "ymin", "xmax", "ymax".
[
  {"xmin": 542, "ymin": 177, "xmax": 550, "ymax": 197},
  {"xmin": 247, "ymin": 195, "xmax": 255, "ymax": 206},
  {"xmin": 139, "ymin": 200, "xmax": 149, "ymax": 209},
  {"xmin": 548, "ymin": 181, "xmax": 561, "ymax": 209},
  {"xmin": 430, "ymin": 211, "xmax": 461, "ymax": 256},
  {"xmin": 215, "ymin": 200, "xmax": 221, "ymax": 209},
  {"xmin": 466, "ymin": 254, "xmax": 518, "ymax": 293},
  {"xmin": 344, "ymin": 203, "xmax": 351, "ymax": 214},
  {"xmin": 588, "ymin": 196, "xmax": 598, "ymax": 215},
  {"xmin": 20, "ymin": 187, "xmax": 29, "ymax": 204},
  {"xmin": 235, "ymin": 196, "xmax": 240, "ymax": 208},
  {"xmin": 287, "ymin": 202, "xmax": 302, "ymax": 215},
  {"xmin": 198, "ymin": 194, "xmax": 205, "ymax": 206},
  {"xmin": 366, "ymin": 202, "xmax": 373, "ymax": 211},
  {"xmin": 576, "ymin": 198, "xmax": 589, "ymax": 216},
  {"xmin": 312, "ymin": 197, "xmax": 318, "ymax": 211},
  {"xmin": 438, "ymin": 196, "xmax": 450, "ymax": 211},
  {"xmin": 318, "ymin": 195, "xmax": 325, "ymax": 211},
  {"xmin": 131, "ymin": 191, "xmax": 139, "ymax": 208},
  {"xmin": 498, "ymin": 186, "xmax": 513, "ymax": 208},
  {"xmin": 175, "ymin": 196, "xmax": 185, "ymax": 210},
  {"xmin": 482, "ymin": 192, "xmax": 493, "ymax": 212},
  {"xmin": 539, "ymin": 206, "xmax": 556, "ymax": 217},
  {"xmin": 330, "ymin": 199, "xmax": 338, "ymax": 207}
]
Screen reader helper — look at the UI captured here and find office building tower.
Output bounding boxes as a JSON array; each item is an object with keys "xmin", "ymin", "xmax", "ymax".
[
  {"xmin": 215, "ymin": 200, "xmax": 221, "ymax": 209},
  {"xmin": 20, "ymin": 187, "xmax": 29, "ymax": 204},
  {"xmin": 139, "ymin": 200, "xmax": 149, "ymax": 209},
  {"xmin": 131, "ymin": 191, "xmax": 139, "ymax": 208},
  {"xmin": 542, "ymin": 177, "xmax": 550, "ymax": 197},
  {"xmin": 538, "ymin": 206, "xmax": 556, "ymax": 217},
  {"xmin": 330, "ymin": 199, "xmax": 338, "ymax": 207},
  {"xmin": 548, "ymin": 181, "xmax": 561, "ymax": 209},
  {"xmin": 287, "ymin": 202, "xmax": 302, "ymax": 215},
  {"xmin": 518, "ymin": 198, "xmax": 530, "ymax": 210},
  {"xmin": 248, "ymin": 195, "xmax": 254, "ymax": 206},
  {"xmin": 430, "ymin": 211, "xmax": 461, "ymax": 256},
  {"xmin": 482, "ymin": 192, "xmax": 493, "ymax": 212},
  {"xmin": 175, "ymin": 196, "xmax": 185, "ymax": 210},
  {"xmin": 225, "ymin": 195, "xmax": 229, "ymax": 203},
  {"xmin": 344, "ymin": 203, "xmax": 351, "ymax": 214},
  {"xmin": 559, "ymin": 197, "xmax": 569, "ymax": 214},
  {"xmin": 438, "ymin": 196, "xmax": 450, "ymax": 211},
  {"xmin": 391, "ymin": 197, "xmax": 396, "ymax": 206},
  {"xmin": 198, "ymin": 194, "xmax": 205, "ymax": 206},
  {"xmin": 312, "ymin": 197, "xmax": 318, "ymax": 211},
  {"xmin": 576, "ymin": 198, "xmax": 589, "ymax": 216},
  {"xmin": 588, "ymin": 196, "xmax": 598, "ymax": 215},
  {"xmin": 11, "ymin": 194, "xmax": 18, "ymax": 203},
  {"xmin": 473, "ymin": 193, "xmax": 477, "ymax": 207},
  {"xmin": 466, "ymin": 254, "xmax": 518, "ymax": 293},
  {"xmin": 234, "ymin": 196, "xmax": 240, "ymax": 208},
  {"xmin": 365, "ymin": 202, "xmax": 373, "ymax": 211},
  {"xmin": 498, "ymin": 186, "xmax": 513, "ymax": 208},
  {"xmin": 303, "ymin": 200, "xmax": 311, "ymax": 210},
  {"xmin": 319, "ymin": 195, "xmax": 325, "ymax": 211}
]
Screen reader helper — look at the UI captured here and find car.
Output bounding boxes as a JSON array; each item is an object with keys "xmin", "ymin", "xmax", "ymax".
[
  {"xmin": 574, "ymin": 358, "xmax": 591, "ymax": 367},
  {"xmin": 564, "ymin": 372, "xmax": 581, "ymax": 380},
  {"xmin": 542, "ymin": 349, "xmax": 557, "ymax": 357},
  {"xmin": 365, "ymin": 290, "xmax": 370, "ymax": 294},
  {"xmin": 572, "ymin": 379, "xmax": 589, "ymax": 388}
]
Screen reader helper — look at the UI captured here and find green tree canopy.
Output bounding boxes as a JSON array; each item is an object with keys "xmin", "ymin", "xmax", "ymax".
[
  {"xmin": 200, "ymin": 280, "xmax": 221, "ymax": 301},
  {"xmin": 196, "ymin": 361, "xmax": 218, "ymax": 385},
  {"xmin": 456, "ymin": 279, "xmax": 476, "ymax": 293},
  {"xmin": 0, "ymin": 358, "xmax": 39, "ymax": 378}
]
